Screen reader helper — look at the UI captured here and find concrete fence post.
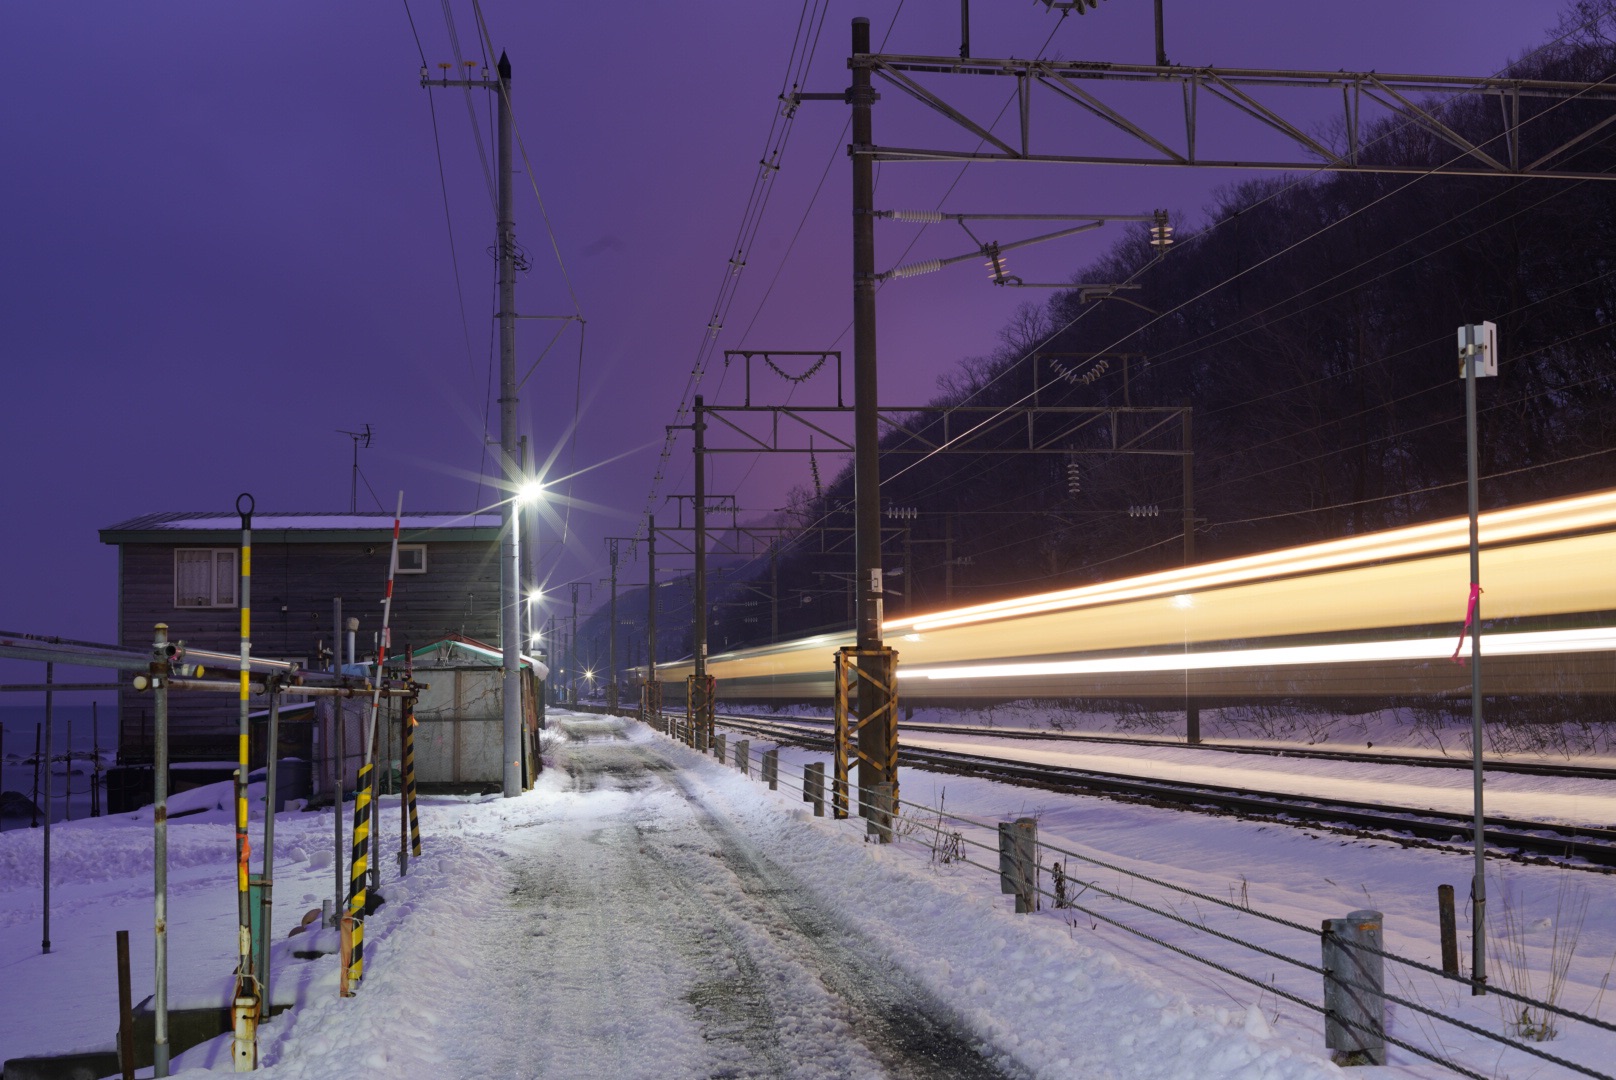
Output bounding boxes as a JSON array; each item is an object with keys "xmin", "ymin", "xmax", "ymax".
[
  {"xmin": 762, "ymin": 749, "xmax": 779, "ymax": 790},
  {"xmin": 998, "ymin": 818, "xmax": 1039, "ymax": 913},
  {"xmin": 734, "ymin": 739, "xmax": 750, "ymax": 776},
  {"xmin": 714, "ymin": 733, "xmax": 726, "ymax": 762},
  {"xmin": 1323, "ymin": 909, "xmax": 1386, "ymax": 1066},
  {"xmin": 866, "ymin": 781, "xmax": 894, "ymax": 843},
  {"xmin": 803, "ymin": 762, "xmax": 825, "ymax": 816}
]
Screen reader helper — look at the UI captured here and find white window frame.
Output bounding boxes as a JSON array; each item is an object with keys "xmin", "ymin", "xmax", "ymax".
[
  {"xmin": 174, "ymin": 548, "xmax": 238, "ymax": 608},
  {"xmin": 396, "ymin": 544, "xmax": 427, "ymax": 575}
]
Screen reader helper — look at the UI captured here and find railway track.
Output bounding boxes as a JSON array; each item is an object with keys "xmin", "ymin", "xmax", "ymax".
[
  {"xmin": 708, "ymin": 709, "xmax": 1616, "ymax": 781},
  {"xmin": 675, "ymin": 710, "xmax": 1616, "ymax": 871}
]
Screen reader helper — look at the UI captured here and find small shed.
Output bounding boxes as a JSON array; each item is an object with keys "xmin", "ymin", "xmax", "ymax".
[{"xmin": 392, "ymin": 637, "xmax": 547, "ymax": 792}]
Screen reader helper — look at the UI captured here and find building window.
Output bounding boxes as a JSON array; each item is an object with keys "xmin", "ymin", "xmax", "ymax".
[
  {"xmin": 175, "ymin": 548, "xmax": 237, "ymax": 607},
  {"xmin": 396, "ymin": 544, "xmax": 427, "ymax": 574}
]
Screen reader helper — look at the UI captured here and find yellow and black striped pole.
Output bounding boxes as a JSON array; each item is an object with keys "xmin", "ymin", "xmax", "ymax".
[
  {"xmin": 346, "ymin": 757, "xmax": 371, "ymax": 986},
  {"xmin": 346, "ymin": 492, "xmax": 403, "ymax": 988},
  {"xmin": 232, "ymin": 493, "xmax": 259, "ymax": 1070},
  {"xmin": 404, "ymin": 646, "xmax": 421, "ymax": 859}
]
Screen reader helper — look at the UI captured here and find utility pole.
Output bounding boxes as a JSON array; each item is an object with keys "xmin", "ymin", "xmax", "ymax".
[
  {"xmin": 693, "ymin": 397, "xmax": 711, "ymax": 749},
  {"xmin": 646, "ymin": 514, "xmax": 659, "ymax": 721},
  {"xmin": 422, "ymin": 53, "xmax": 521, "ymax": 798},
  {"xmin": 607, "ymin": 539, "xmax": 620, "ymax": 711},
  {"xmin": 849, "ymin": 17, "xmax": 898, "ymax": 818},
  {"xmin": 494, "ymin": 52, "xmax": 523, "ymax": 800},
  {"xmin": 569, "ymin": 583, "xmax": 580, "ymax": 706}
]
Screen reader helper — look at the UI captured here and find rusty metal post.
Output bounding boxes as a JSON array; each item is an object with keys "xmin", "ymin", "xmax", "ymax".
[
  {"xmin": 117, "ymin": 930, "xmax": 136, "ymax": 1080},
  {"xmin": 152, "ymin": 624, "xmax": 171, "ymax": 1076}
]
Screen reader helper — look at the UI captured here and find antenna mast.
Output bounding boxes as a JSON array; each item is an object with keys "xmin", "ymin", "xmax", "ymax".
[{"xmin": 337, "ymin": 425, "xmax": 374, "ymax": 513}]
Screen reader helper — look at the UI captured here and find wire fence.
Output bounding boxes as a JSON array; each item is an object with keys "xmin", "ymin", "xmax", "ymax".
[{"xmin": 631, "ymin": 705, "xmax": 1616, "ymax": 1080}]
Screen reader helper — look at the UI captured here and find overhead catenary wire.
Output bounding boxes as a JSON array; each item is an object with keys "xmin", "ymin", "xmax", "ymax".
[{"xmin": 876, "ymin": 9, "xmax": 1616, "ymax": 494}]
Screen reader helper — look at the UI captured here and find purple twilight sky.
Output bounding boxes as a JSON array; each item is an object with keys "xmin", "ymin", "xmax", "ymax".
[{"xmin": 0, "ymin": 1, "xmax": 1570, "ymax": 696}]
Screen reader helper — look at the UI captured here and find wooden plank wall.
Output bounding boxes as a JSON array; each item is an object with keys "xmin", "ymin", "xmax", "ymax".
[{"xmin": 117, "ymin": 538, "xmax": 501, "ymax": 761}]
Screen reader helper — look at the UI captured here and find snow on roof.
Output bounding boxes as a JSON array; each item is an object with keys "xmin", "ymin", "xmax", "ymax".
[
  {"xmin": 388, "ymin": 635, "xmax": 545, "ymax": 672},
  {"xmin": 103, "ymin": 510, "xmax": 502, "ymax": 533}
]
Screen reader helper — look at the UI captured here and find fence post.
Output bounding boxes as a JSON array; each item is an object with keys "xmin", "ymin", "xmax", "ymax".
[
  {"xmin": 714, "ymin": 733, "xmax": 726, "ymax": 762},
  {"xmin": 1437, "ymin": 885, "xmax": 1459, "ymax": 979},
  {"xmin": 116, "ymin": 930, "xmax": 135, "ymax": 1080},
  {"xmin": 1322, "ymin": 909, "xmax": 1386, "ymax": 1066},
  {"xmin": 762, "ymin": 749, "xmax": 778, "ymax": 791},
  {"xmin": 998, "ymin": 818, "xmax": 1039, "ymax": 913},
  {"xmin": 734, "ymin": 739, "xmax": 749, "ymax": 776},
  {"xmin": 867, "ymin": 781, "xmax": 894, "ymax": 843},
  {"xmin": 804, "ymin": 762, "xmax": 825, "ymax": 816}
]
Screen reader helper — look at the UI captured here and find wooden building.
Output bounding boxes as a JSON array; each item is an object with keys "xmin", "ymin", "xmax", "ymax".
[{"xmin": 99, "ymin": 511, "xmax": 506, "ymax": 763}]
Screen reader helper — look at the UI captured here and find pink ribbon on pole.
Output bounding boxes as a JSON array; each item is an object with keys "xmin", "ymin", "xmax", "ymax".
[{"xmin": 1450, "ymin": 582, "xmax": 1483, "ymax": 663}]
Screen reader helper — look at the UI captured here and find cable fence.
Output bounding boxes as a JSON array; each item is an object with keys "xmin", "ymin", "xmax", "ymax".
[{"xmin": 630, "ymin": 705, "xmax": 1616, "ymax": 1080}]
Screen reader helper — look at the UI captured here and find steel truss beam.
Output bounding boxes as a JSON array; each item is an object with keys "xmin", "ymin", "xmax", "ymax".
[
  {"xmin": 698, "ymin": 403, "xmax": 1190, "ymax": 456},
  {"xmin": 855, "ymin": 54, "xmax": 1616, "ymax": 179}
]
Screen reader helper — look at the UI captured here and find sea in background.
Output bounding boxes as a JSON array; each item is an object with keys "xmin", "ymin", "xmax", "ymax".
[{"xmin": 0, "ymin": 703, "xmax": 117, "ymax": 828}]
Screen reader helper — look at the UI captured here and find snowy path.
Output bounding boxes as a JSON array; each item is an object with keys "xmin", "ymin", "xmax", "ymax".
[{"xmin": 431, "ymin": 716, "xmax": 1014, "ymax": 1079}]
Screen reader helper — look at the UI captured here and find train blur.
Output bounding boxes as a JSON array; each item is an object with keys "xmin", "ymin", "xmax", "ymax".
[{"xmin": 653, "ymin": 489, "xmax": 1616, "ymax": 705}]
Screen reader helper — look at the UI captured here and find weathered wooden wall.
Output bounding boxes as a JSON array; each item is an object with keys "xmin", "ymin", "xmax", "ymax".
[{"xmin": 117, "ymin": 538, "xmax": 501, "ymax": 761}]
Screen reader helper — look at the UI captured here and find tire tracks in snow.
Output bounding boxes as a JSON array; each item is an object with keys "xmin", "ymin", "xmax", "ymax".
[{"xmin": 567, "ymin": 719, "xmax": 1025, "ymax": 1080}]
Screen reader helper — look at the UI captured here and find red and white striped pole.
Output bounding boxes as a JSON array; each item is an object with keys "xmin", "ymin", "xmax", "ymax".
[{"xmin": 346, "ymin": 492, "xmax": 402, "ymax": 990}]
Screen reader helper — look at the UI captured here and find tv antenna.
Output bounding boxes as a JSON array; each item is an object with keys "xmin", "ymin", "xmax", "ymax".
[{"xmin": 337, "ymin": 425, "xmax": 374, "ymax": 513}]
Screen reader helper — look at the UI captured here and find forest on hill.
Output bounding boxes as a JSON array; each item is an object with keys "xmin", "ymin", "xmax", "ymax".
[{"xmin": 589, "ymin": 7, "xmax": 1616, "ymax": 667}]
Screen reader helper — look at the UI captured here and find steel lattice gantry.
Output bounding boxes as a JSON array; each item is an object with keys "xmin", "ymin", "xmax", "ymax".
[{"xmin": 851, "ymin": 53, "xmax": 1616, "ymax": 180}]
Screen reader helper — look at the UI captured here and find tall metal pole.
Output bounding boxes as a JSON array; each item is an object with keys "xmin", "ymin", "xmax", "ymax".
[
  {"xmin": 42, "ymin": 661, "xmax": 52, "ymax": 953},
  {"xmin": 330, "ymin": 598, "xmax": 344, "ymax": 925},
  {"xmin": 152, "ymin": 625, "xmax": 170, "ymax": 1077},
  {"xmin": 647, "ymin": 515, "xmax": 658, "ymax": 679},
  {"xmin": 850, "ymin": 17, "xmax": 891, "ymax": 804},
  {"xmin": 1183, "ymin": 410, "xmax": 1199, "ymax": 745},
  {"xmin": 607, "ymin": 540, "xmax": 619, "ymax": 710},
  {"xmin": 496, "ymin": 51, "xmax": 523, "ymax": 800},
  {"xmin": 569, "ymin": 586, "xmax": 579, "ymax": 706},
  {"xmin": 232, "ymin": 493, "xmax": 256, "ymax": 1070},
  {"xmin": 258, "ymin": 689, "xmax": 280, "ymax": 1013},
  {"xmin": 1465, "ymin": 339, "xmax": 1488, "ymax": 995},
  {"xmin": 694, "ymin": 396, "xmax": 710, "ymax": 749}
]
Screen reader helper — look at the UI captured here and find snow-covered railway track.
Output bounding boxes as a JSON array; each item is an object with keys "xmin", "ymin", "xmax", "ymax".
[
  {"xmin": 691, "ymin": 712, "xmax": 1616, "ymax": 871},
  {"xmin": 700, "ymin": 709, "xmax": 1616, "ymax": 781}
]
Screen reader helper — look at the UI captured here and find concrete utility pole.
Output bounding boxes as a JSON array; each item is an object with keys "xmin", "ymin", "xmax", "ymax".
[{"xmin": 494, "ymin": 52, "xmax": 524, "ymax": 800}]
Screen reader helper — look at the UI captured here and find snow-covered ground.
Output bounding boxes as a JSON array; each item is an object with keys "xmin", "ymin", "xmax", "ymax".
[{"xmin": 2, "ymin": 710, "xmax": 1612, "ymax": 1078}]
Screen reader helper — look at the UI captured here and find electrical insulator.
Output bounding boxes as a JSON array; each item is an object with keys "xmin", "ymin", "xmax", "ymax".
[
  {"xmin": 1066, "ymin": 462, "xmax": 1081, "ymax": 495},
  {"xmin": 1129, "ymin": 505, "xmax": 1160, "ymax": 518},
  {"xmin": 892, "ymin": 209, "xmax": 946, "ymax": 223},
  {"xmin": 891, "ymin": 259, "xmax": 944, "ymax": 279},
  {"xmin": 1149, "ymin": 209, "xmax": 1174, "ymax": 248}
]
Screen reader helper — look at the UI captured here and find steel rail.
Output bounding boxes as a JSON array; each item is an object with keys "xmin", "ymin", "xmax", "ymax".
[
  {"xmin": 708, "ymin": 710, "xmax": 1616, "ymax": 781},
  {"xmin": 696, "ymin": 712, "xmax": 1616, "ymax": 869}
]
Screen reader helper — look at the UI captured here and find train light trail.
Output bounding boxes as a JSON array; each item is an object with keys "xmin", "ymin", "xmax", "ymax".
[{"xmin": 897, "ymin": 626, "xmax": 1616, "ymax": 682}]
